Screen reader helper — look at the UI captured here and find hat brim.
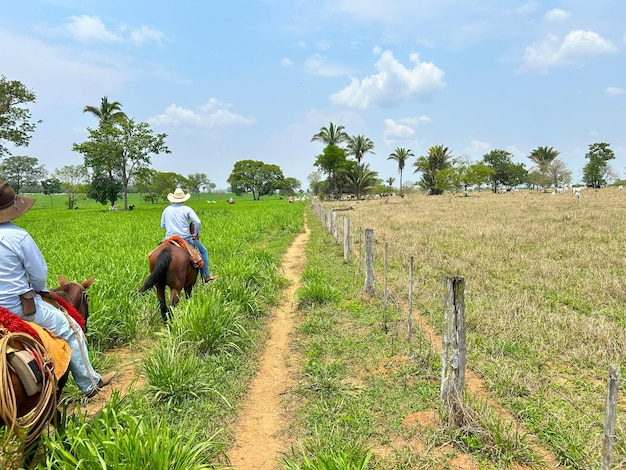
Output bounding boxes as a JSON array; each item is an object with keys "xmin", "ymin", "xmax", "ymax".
[
  {"xmin": 0, "ymin": 195, "xmax": 36, "ymax": 223},
  {"xmin": 167, "ymin": 193, "xmax": 191, "ymax": 203}
]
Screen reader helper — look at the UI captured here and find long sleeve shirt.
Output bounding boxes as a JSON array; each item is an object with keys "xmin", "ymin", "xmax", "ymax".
[
  {"xmin": 0, "ymin": 222, "xmax": 49, "ymax": 311},
  {"xmin": 160, "ymin": 203, "xmax": 202, "ymax": 239}
]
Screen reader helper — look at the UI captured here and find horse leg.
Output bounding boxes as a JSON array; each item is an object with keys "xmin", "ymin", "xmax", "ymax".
[
  {"xmin": 184, "ymin": 284, "xmax": 193, "ymax": 299},
  {"xmin": 156, "ymin": 284, "xmax": 168, "ymax": 322}
]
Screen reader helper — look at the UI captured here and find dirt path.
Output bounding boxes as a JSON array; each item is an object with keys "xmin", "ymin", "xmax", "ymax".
[{"xmin": 226, "ymin": 219, "xmax": 310, "ymax": 469}]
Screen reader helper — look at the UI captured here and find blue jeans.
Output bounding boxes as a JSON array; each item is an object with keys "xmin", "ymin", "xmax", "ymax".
[
  {"xmin": 185, "ymin": 237, "xmax": 210, "ymax": 279},
  {"xmin": 11, "ymin": 296, "xmax": 101, "ymax": 395}
]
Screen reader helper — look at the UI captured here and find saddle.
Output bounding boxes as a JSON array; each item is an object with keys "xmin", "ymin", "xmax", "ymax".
[
  {"xmin": 149, "ymin": 235, "xmax": 204, "ymax": 268},
  {"xmin": 0, "ymin": 307, "xmax": 71, "ymax": 396}
]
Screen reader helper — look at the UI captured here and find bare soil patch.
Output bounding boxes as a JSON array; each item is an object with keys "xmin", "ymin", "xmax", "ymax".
[{"xmin": 225, "ymin": 221, "xmax": 310, "ymax": 469}]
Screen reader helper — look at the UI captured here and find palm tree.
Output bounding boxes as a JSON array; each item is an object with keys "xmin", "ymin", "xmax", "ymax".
[
  {"xmin": 385, "ymin": 176, "xmax": 395, "ymax": 190},
  {"xmin": 345, "ymin": 163, "xmax": 378, "ymax": 200},
  {"xmin": 83, "ymin": 96, "xmax": 128, "ymax": 127},
  {"xmin": 311, "ymin": 122, "xmax": 349, "ymax": 146},
  {"xmin": 528, "ymin": 146, "xmax": 559, "ymax": 172},
  {"xmin": 346, "ymin": 134, "xmax": 375, "ymax": 163},
  {"xmin": 387, "ymin": 147, "xmax": 414, "ymax": 194},
  {"xmin": 413, "ymin": 145, "xmax": 453, "ymax": 195}
]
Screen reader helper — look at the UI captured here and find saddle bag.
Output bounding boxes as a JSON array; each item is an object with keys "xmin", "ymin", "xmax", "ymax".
[
  {"xmin": 20, "ymin": 290, "xmax": 36, "ymax": 316},
  {"xmin": 7, "ymin": 347, "xmax": 43, "ymax": 396}
]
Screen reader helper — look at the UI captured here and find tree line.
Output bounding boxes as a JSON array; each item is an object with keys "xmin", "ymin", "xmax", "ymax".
[
  {"xmin": 309, "ymin": 121, "xmax": 618, "ymax": 199},
  {"xmin": 0, "ymin": 76, "xmax": 302, "ymax": 208},
  {"xmin": 0, "ymin": 75, "xmax": 619, "ymax": 207}
]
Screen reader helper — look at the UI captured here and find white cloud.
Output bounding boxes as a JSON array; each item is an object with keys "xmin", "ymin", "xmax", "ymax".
[
  {"xmin": 130, "ymin": 26, "xmax": 165, "ymax": 46},
  {"xmin": 66, "ymin": 15, "xmax": 121, "ymax": 43},
  {"xmin": 281, "ymin": 57, "xmax": 293, "ymax": 66},
  {"xmin": 516, "ymin": 1, "xmax": 539, "ymax": 15},
  {"xmin": 519, "ymin": 30, "xmax": 616, "ymax": 73},
  {"xmin": 544, "ymin": 8, "xmax": 569, "ymax": 22},
  {"xmin": 331, "ymin": 49, "xmax": 445, "ymax": 109},
  {"xmin": 0, "ymin": 28, "xmax": 127, "ymax": 109},
  {"xmin": 304, "ymin": 53, "xmax": 351, "ymax": 76},
  {"xmin": 149, "ymin": 99, "xmax": 255, "ymax": 129},
  {"xmin": 463, "ymin": 140, "xmax": 491, "ymax": 157},
  {"xmin": 383, "ymin": 116, "xmax": 430, "ymax": 138},
  {"xmin": 605, "ymin": 86, "xmax": 624, "ymax": 95}
]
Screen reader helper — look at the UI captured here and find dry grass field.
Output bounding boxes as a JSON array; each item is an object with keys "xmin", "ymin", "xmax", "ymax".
[{"xmin": 321, "ymin": 187, "xmax": 625, "ymax": 468}]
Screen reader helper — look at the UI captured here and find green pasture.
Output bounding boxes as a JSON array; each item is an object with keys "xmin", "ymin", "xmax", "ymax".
[
  {"xmin": 300, "ymin": 189, "xmax": 625, "ymax": 469},
  {"xmin": 2, "ymin": 187, "xmax": 623, "ymax": 469},
  {"xmin": 2, "ymin": 196, "xmax": 305, "ymax": 468}
]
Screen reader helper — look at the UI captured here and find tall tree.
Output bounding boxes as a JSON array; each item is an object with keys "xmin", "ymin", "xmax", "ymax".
[
  {"xmin": 385, "ymin": 176, "xmax": 395, "ymax": 189},
  {"xmin": 187, "ymin": 173, "xmax": 211, "ymax": 199},
  {"xmin": 51, "ymin": 165, "xmax": 88, "ymax": 209},
  {"xmin": 442, "ymin": 158, "xmax": 494, "ymax": 195},
  {"xmin": 346, "ymin": 134, "xmax": 375, "ymax": 164},
  {"xmin": 83, "ymin": 96, "xmax": 128, "ymax": 127},
  {"xmin": 307, "ymin": 171, "xmax": 325, "ymax": 197},
  {"xmin": 482, "ymin": 149, "xmax": 528, "ymax": 193},
  {"xmin": 88, "ymin": 174, "xmax": 122, "ymax": 206},
  {"xmin": 582, "ymin": 142, "xmax": 615, "ymax": 188},
  {"xmin": 73, "ymin": 118, "xmax": 170, "ymax": 209},
  {"xmin": 413, "ymin": 145, "xmax": 453, "ymax": 195},
  {"xmin": 41, "ymin": 177, "xmax": 61, "ymax": 206},
  {"xmin": 227, "ymin": 160, "xmax": 285, "ymax": 200},
  {"xmin": 277, "ymin": 177, "xmax": 302, "ymax": 196},
  {"xmin": 345, "ymin": 163, "xmax": 379, "ymax": 200},
  {"xmin": 0, "ymin": 155, "xmax": 47, "ymax": 194},
  {"xmin": 0, "ymin": 76, "xmax": 40, "ymax": 157},
  {"xmin": 387, "ymin": 147, "xmax": 414, "ymax": 194},
  {"xmin": 528, "ymin": 146, "xmax": 559, "ymax": 172},
  {"xmin": 545, "ymin": 159, "xmax": 572, "ymax": 188},
  {"xmin": 311, "ymin": 122, "xmax": 349, "ymax": 146},
  {"xmin": 313, "ymin": 144, "xmax": 350, "ymax": 198}
]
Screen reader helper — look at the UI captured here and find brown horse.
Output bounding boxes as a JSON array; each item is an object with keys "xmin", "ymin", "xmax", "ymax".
[
  {"xmin": 0, "ymin": 275, "xmax": 93, "ymax": 465},
  {"xmin": 139, "ymin": 241, "xmax": 199, "ymax": 321}
]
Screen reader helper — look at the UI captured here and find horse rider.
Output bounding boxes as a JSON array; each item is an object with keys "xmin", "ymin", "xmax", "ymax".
[
  {"xmin": 161, "ymin": 188, "xmax": 216, "ymax": 283},
  {"xmin": 0, "ymin": 181, "xmax": 115, "ymax": 398}
]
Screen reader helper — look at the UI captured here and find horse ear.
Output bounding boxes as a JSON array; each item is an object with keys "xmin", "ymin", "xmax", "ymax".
[
  {"xmin": 82, "ymin": 277, "xmax": 95, "ymax": 289},
  {"xmin": 58, "ymin": 275, "xmax": 68, "ymax": 286}
]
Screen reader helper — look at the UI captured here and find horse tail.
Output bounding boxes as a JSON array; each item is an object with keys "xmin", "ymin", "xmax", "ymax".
[{"xmin": 139, "ymin": 248, "xmax": 172, "ymax": 292}]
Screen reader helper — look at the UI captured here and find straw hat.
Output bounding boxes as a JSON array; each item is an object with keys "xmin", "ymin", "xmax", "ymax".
[
  {"xmin": 167, "ymin": 188, "xmax": 191, "ymax": 203},
  {"xmin": 0, "ymin": 181, "xmax": 36, "ymax": 223}
]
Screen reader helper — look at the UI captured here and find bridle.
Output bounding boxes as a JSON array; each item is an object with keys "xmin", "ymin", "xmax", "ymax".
[{"xmin": 74, "ymin": 284, "xmax": 90, "ymax": 320}]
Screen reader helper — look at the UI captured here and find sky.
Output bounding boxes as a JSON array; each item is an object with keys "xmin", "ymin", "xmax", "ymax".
[{"xmin": 1, "ymin": 0, "xmax": 625, "ymax": 191}]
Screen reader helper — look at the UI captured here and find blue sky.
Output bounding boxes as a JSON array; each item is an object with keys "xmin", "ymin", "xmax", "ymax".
[{"xmin": 2, "ymin": 0, "xmax": 624, "ymax": 191}]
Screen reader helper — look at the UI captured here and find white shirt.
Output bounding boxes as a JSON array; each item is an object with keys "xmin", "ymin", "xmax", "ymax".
[
  {"xmin": 160, "ymin": 203, "xmax": 202, "ymax": 239},
  {"xmin": 0, "ymin": 222, "xmax": 49, "ymax": 312}
]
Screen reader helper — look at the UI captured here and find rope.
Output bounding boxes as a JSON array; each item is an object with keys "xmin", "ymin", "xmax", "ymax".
[
  {"xmin": 60, "ymin": 308, "xmax": 100, "ymax": 392},
  {"xmin": 0, "ymin": 329, "xmax": 58, "ymax": 451}
]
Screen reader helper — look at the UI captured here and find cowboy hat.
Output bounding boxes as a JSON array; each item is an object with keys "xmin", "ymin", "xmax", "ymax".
[
  {"xmin": 167, "ymin": 188, "xmax": 191, "ymax": 203},
  {"xmin": 0, "ymin": 181, "xmax": 36, "ymax": 224}
]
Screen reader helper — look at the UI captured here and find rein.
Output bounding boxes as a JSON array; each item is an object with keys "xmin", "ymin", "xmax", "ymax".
[{"xmin": 0, "ymin": 330, "xmax": 57, "ymax": 450}]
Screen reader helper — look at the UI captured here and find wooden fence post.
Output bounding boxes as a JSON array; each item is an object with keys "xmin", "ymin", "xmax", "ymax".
[
  {"xmin": 407, "ymin": 256, "xmax": 414, "ymax": 342},
  {"xmin": 344, "ymin": 218, "xmax": 351, "ymax": 262},
  {"xmin": 600, "ymin": 365, "xmax": 620, "ymax": 469},
  {"xmin": 363, "ymin": 228, "xmax": 375, "ymax": 294},
  {"xmin": 332, "ymin": 211, "xmax": 338, "ymax": 240},
  {"xmin": 440, "ymin": 275, "xmax": 466, "ymax": 425}
]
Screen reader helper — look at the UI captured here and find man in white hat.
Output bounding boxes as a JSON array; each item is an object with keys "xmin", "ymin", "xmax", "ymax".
[
  {"xmin": 0, "ymin": 181, "xmax": 115, "ymax": 398},
  {"xmin": 161, "ymin": 187, "xmax": 215, "ymax": 282}
]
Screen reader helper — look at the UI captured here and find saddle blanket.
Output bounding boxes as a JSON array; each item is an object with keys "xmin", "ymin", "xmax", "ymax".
[
  {"xmin": 22, "ymin": 323, "xmax": 72, "ymax": 381},
  {"xmin": 147, "ymin": 235, "xmax": 204, "ymax": 268}
]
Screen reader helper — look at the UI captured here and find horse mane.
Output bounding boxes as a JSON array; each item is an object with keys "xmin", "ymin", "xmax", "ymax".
[{"xmin": 54, "ymin": 296, "xmax": 86, "ymax": 332}]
